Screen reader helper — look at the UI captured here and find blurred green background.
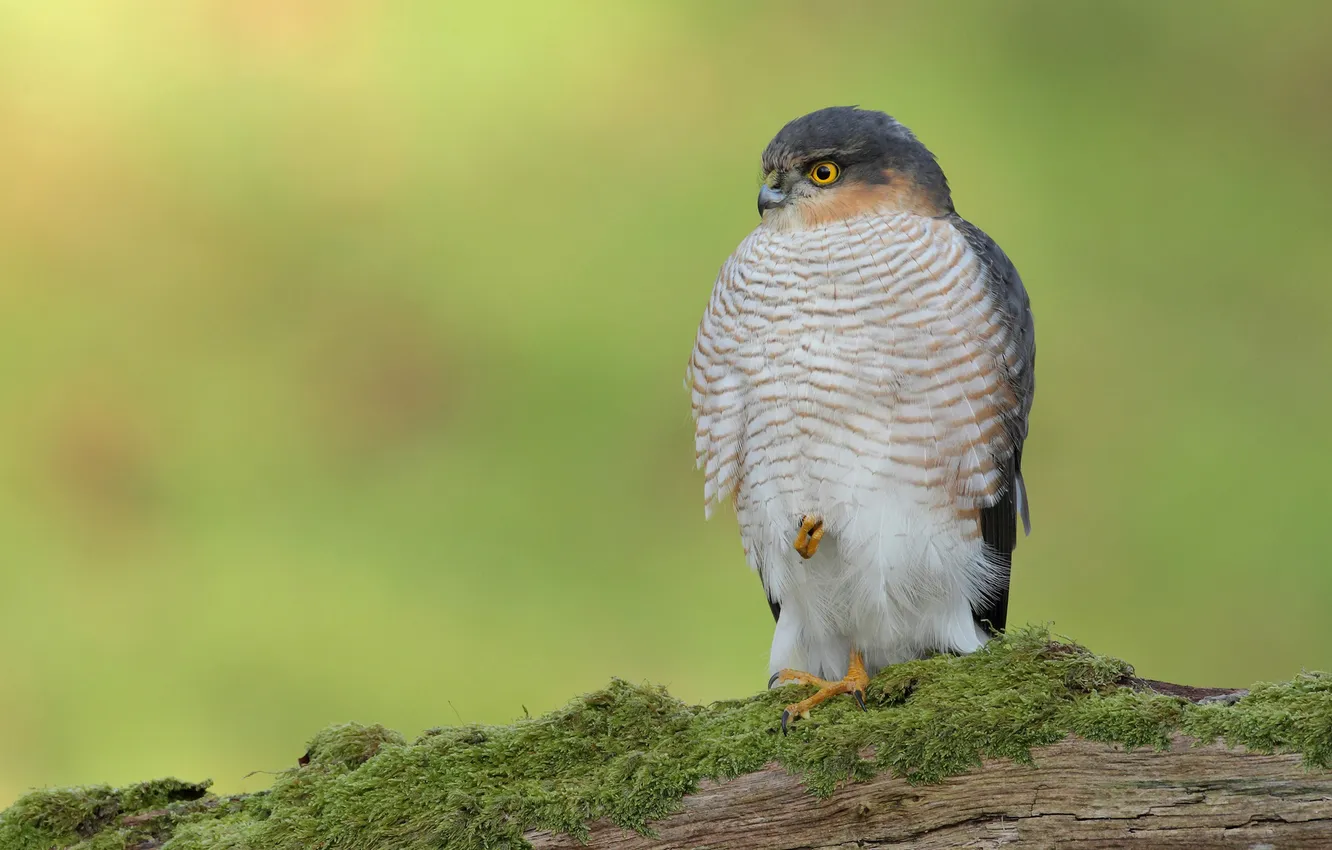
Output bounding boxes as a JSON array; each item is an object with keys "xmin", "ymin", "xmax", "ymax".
[{"xmin": 2, "ymin": 0, "xmax": 1330, "ymax": 807}]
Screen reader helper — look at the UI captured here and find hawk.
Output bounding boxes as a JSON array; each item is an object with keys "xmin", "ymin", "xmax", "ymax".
[{"xmin": 687, "ymin": 107, "xmax": 1035, "ymax": 729}]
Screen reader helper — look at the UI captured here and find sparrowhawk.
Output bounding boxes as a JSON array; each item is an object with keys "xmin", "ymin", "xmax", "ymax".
[{"xmin": 687, "ymin": 107, "xmax": 1035, "ymax": 729}]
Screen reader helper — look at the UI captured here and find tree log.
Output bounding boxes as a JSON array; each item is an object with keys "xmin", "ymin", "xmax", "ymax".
[
  {"xmin": 529, "ymin": 733, "xmax": 1332, "ymax": 849},
  {"xmin": 3, "ymin": 631, "xmax": 1328, "ymax": 850}
]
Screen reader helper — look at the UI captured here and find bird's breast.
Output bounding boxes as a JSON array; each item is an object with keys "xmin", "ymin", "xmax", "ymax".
[{"xmin": 689, "ymin": 210, "xmax": 1013, "ymax": 517}]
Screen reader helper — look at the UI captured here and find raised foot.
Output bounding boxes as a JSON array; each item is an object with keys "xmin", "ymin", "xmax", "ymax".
[
  {"xmin": 793, "ymin": 514, "xmax": 825, "ymax": 559},
  {"xmin": 772, "ymin": 650, "xmax": 870, "ymax": 734}
]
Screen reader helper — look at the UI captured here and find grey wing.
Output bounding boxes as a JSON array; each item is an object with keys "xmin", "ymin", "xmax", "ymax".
[{"xmin": 952, "ymin": 214, "xmax": 1035, "ymax": 633}]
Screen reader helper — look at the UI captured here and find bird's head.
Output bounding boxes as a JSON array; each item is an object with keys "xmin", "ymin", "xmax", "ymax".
[{"xmin": 757, "ymin": 106, "xmax": 953, "ymax": 230}]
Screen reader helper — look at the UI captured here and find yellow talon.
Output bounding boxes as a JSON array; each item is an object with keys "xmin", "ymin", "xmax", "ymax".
[
  {"xmin": 771, "ymin": 669, "xmax": 833, "ymax": 689},
  {"xmin": 774, "ymin": 649, "xmax": 870, "ymax": 733},
  {"xmin": 793, "ymin": 514, "xmax": 825, "ymax": 559}
]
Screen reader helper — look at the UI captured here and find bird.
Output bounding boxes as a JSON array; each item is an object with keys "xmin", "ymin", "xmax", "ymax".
[{"xmin": 687, "ymin": 107, "xmax": 1035, "ymax": 731}]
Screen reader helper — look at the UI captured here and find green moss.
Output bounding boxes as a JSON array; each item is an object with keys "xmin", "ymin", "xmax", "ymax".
[
  {"xmin": 300, "ymin": 723, "xmax": 407, "ymax": 771},
  {"xmin": 3, "ymin": 628, "xmax": 1328, "ymax": 850},
  {"xmin": 1184, "ymin": 671, "xmax": 1332, "ymax": 766},
  {"xmin": 0, "ymin": 779, "xmax": 213, "ymax": 850}
]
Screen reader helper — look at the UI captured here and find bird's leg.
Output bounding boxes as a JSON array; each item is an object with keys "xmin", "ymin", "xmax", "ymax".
[
  {"xmin": 793, "ymin": 514, "xmax": 825, "ymax": 559},
  {"xmin": 772, "ymin": 649, "xmax": 870, "ymax": 733}
]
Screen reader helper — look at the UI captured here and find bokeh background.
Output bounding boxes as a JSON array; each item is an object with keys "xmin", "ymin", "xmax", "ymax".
[{"xmin": 2, "ymin": 0, "xmax": 1330, "ymax": 807}]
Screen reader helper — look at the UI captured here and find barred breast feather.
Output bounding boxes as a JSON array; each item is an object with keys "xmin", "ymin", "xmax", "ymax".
[
  {"xmin": 687, "ymin": 209, "xmax": 1032, "ymax": 678},
  {"xmin": 689, "ymin": 211, "xmax": 1022, "ymax": 519}
]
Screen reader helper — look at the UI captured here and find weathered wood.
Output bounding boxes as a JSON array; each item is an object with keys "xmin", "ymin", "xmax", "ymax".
[{"xmin": 527, "ymin": 734, "xmax": 1332, "ymax": 849}]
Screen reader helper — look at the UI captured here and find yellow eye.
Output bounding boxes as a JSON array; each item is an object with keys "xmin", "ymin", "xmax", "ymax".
[{"xmin": 808, "ymin": 161, "xmax": 840, "ymax": 185}]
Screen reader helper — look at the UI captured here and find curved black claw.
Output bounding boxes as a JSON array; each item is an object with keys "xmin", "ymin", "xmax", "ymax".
[
  {"xmin": 768, "ymin": 671, "xmax": 782, "ymax": 689},
  {"xmin": 852, "ymin": 689, "xmax": 867, "ymax": 712},
  {"xmin": 780, "ymin": 709, "xmax": 792, "ymax": 736}
]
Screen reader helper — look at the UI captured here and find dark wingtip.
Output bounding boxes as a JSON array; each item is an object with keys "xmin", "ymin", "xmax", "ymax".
[{"xmin": 1018, "ymin": 474, "xmax": 1032, "ymax": 536}]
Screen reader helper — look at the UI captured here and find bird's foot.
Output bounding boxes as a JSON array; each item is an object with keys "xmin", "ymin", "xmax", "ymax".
[
  {"xmin": 771, "ymin": 650, "xmax": 869, "ymax": 734},
  {"xmin": 793, "ymin": 514, "xmax": 825, "ymax": 559}
]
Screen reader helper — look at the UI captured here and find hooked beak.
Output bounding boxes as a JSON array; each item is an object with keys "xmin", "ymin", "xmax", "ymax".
[{"xmin": 757, "ymin": 184, "xmax": 786, "ymax": 216}]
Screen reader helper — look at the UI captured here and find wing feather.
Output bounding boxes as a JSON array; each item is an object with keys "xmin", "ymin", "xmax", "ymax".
[{"xmin": 952, "ymin": 215, "xmax": 1035, "ymax": 634}]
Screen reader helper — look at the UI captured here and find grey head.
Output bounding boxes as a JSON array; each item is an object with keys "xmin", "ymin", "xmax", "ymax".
[{"xmin": 757, "ymin": 106, "xmax": 953, "ymax": 220}]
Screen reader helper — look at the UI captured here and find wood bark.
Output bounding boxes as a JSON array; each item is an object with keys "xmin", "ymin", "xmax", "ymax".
[{"xmin": 528, "ymin": 691, "xmax": 1332, "ymax": 850}]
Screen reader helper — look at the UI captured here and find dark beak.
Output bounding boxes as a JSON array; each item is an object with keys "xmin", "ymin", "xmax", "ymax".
[{"xmin": 758, "ymin": 184, "xmax": 786, "ymax": 216}]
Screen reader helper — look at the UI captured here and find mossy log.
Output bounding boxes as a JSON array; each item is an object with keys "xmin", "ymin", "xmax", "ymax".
[
  {"xmin": 2, "ymin": 629, "xmax": 1329, "ymax": 850},
  {"xmin": 529, "ymin": 735, "xmax": 1332, "ymax": 848}
]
